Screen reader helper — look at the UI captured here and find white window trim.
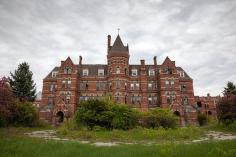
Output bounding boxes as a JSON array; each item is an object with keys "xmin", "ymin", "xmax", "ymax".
[
  {"xmin": 98, "ymin": 69, "xmax": 104, "ymax": 76},
  {"xmin": 52, "ymin": 71, "xmax": 58, "ymax": 77},
  {"xmin": 131, "ymin": 69, "xmax": 138, "ymax": 76},
  {"xmin": 83, "ymin": 69, "xmax": 89, "ymax": 76},
  {"xmin": 149, "ymin": 69, "xmax": 155, "ymax": 76}
]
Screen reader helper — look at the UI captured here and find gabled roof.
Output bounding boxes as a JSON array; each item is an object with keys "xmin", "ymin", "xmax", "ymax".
[
  {"xmin": 64, "ymin": 57, "xmax": 74, "ymax": 65},
  {"xmin": 162, "ymin": 56, "xmax": 175, "ymax": 66}
]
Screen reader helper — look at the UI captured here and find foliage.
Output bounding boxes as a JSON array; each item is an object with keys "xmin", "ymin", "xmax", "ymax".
[
  {"xmin": 197, "ymin": 112, "xmax": 207, "ymax": 126},
  {"xmin": 59, "ymin": 119, "xmax": 78, "ymax": 135},
  {"xmin": 75, "ymin": 99, "xmax": 179, "ymax": 130},
  {"xmin": 111, "ymin": 104, "xmax": 138, "ymax": 130},
  {"xmin": 217, "ymin": 95, "xmax": 236, "ymax": 124},
  {"xmin": 0, "ymin": 77, "xmax": 15, "ymax": 127},
  {"xmin": 75, "ymin": 99, "xmax": 114, "ymax": 130},
  {"xmin": 139, "ymin": 108, "xmax": 178, "ymax": 129},
  {"xmin": 204, "ymin": 120, "xmax": 236, "ymax": 133},
  {"xmin": 223, "ymin": 81, "xmax": 236, "ymax": 96},
  {"xmin": 217, "ymin": 81, "xmax": 236, "ymax": 125},
  {"xmin": 8, "ymin": 62, "xmax": 36, "ymax": 102},
  {"xmin": 11, "ymin": 100, "xmax": 38, "ymax": 127}
]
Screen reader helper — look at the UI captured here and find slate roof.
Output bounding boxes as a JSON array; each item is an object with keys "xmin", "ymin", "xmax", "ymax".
[
  {"xmin": 176, "ymin": 67, "xmax": 192, "ymax": 80},
  {"xmin": 78, "ymin": 64, "xmax": 108, "ymax": 76},
  {"xmin": 44, "ymin": 67, "xmax": 59, "ymax": 79},
  {"xmin": 108, "ymin": 35, "xmax": 129, "ymax": 57}
]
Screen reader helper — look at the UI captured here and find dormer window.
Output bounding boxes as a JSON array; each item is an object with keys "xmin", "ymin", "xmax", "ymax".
[
  {"xmin": 83, "ymin": 69, "xmax": 89, "ymax": 76},
  {"xmin": 163, "ymin": 67, "xmax": 172, "ymax": 74},
  {"xmin": 131, "ymin": 69, "xmax": 138, "ymax": 76},
  {"xmin": 64, "ymin": 67, "xmax": 72, "ymax": 74},
  {"xmin": 98, "ymin": 69, "xmax": 104, "ymax": 76},
  {"xmin": 52, "ymin": 71, "xmax": 58, "ymax": 77},
  {"xmin": 149, "ymin": 69, "xmax": 155, "ymax": 76}
]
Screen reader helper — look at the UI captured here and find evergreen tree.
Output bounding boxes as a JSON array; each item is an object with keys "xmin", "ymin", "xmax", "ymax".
[
  {"xmin": 223, "ymin": 81, "xmax": 236, "ymax": 96},
  {"xmin": 9, "ymin": 62, "xmax": 36, "ymax": 102}
]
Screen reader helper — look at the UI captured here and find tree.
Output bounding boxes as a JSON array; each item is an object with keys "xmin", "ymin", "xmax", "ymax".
[
  {"xmin": 217, "ymin": 95, "xmax": 236, "ymax": 124},
  {"xmin": 0, "ymin": 77, "xmax": 15, "ymax": 127},
  {"xmin": 223, "ymin": 81, "xmax": 236, "ymax": 96},
  {"xmin": 9, "ymin": 62, "xmax": 36, "ymax": 102},
  {"xmin": 217, "ymin": 82, "xmax": 236, "ymax": 124}
]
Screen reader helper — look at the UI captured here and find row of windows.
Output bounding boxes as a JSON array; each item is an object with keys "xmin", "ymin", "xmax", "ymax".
[
  {"xmin": 51, "ymin": 68, "xmax": 185, "ymax": 77},
  {"xmin": 79, "ymin": 81, "xmax": 157, "ymax": 90},
  {"xmin": 48, "ymin": 80, "xmax": 186, "ymax": 92},
  {"xmin": 78, "ymin": 95, "xmax": 158, "ymax": 105},
  {"xmin": 81, "ymin": 68, "xmax": 156, "ymax": 76}
]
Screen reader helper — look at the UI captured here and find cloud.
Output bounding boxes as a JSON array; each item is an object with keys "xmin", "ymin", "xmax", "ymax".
[{"xmin": 0, "ymin": 0, "xmax": 236, "ymax": 96}]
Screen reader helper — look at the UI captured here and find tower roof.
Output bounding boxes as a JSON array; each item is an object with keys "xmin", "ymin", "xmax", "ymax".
[{"xmin": 108, "ymin": 35, "xmax": 129, "ymax": 57}]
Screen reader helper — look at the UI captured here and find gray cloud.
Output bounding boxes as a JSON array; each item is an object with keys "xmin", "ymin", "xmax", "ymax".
[{"xmin": 0, "ymin": 0, "xmax": 236, "ymax": 96}]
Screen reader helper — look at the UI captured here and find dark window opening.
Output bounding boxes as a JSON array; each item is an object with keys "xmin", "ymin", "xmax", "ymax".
[{"xmin": 197, "ymin": 101, "xmax": 202, "ymax": 108}]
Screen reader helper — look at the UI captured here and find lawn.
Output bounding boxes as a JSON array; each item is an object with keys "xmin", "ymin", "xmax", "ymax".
[
  {"xmin": 58, "ymin": 126, "xmax": 205, "ymax": 143},
  {"xmin": 1, "ymin": 125, "xmax": 236, "ymax": 157},
  {"xmin": 0, "ymin": 136, "xmax": 236, "ymax": 157}
]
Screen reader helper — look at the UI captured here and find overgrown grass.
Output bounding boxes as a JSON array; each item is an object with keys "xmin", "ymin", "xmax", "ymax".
[
  {"xmin": 0, "ymin": 137, "xmax": 236, "ymax": 157},
  {"xmin": 0, "ymin": 125, "xmax": 54, "ymax": 138},
  {"xmin": 58, "ymin": 120, "xmax": 205, "ymax": 143},
  {"xmin": 203, "ymin": 120, "xmax": 236, "ymax": 133}
]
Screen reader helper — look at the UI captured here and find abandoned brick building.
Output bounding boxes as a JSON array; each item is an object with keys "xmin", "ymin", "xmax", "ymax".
[{"xmin": 39, "ymin": 34, "xmax": 216, "ymax": 125}]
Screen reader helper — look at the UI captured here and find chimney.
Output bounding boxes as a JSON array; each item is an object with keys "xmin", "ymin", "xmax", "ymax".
[
  {"xmin": 140, "ymin": 59, "xmax": 145, "ymax": 65},
  {"xmin": 107, "ymin": 35, "xmax": 111, "ymax": 53},
  {"xmin": 207, "ymin": 93, "xmax": 210, "ymax": 97},
  {"xmin": 153, "ymin": 56, "xmax": 157, "ymax": 65},
  {"xmin": 79, "ymin": 56, "xmax": 82, "ymax": 65}
]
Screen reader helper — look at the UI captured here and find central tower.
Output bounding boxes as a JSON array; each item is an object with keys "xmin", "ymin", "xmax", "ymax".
[{"xmin": 107, "ymin": 34, "xmax": 129, "ymax": 104}]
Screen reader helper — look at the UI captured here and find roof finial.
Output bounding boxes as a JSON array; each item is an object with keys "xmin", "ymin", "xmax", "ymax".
[{"xmin": 117, "ymin": 28, "xmax": 120, "ymax": 35}]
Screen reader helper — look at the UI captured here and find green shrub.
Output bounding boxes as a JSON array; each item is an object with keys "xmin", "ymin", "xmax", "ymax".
[
  {"xmin": 75, "ymin": 99, "xmax": 114, "ymax": 130},
  {"xmin": 140, "ymin": 108, "xmax": 178, "ymax": 129},
  {"xmin": 197, "ymin": 112, "xmax": 207, "ymax": 126},
  {"xmin": 111, "ymin": 104, "xmax": 138, "ymax": 130},
  {"xmin": 12, "ymin": 100, "xmax": 38, "ymax": 127}
]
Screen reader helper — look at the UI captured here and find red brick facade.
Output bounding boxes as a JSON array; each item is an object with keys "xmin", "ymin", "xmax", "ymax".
[{"xmin": 39, "ymin": 34, "xmax": 217, "ymax": 126}]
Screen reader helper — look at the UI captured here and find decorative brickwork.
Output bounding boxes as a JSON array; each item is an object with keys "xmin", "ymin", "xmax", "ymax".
[{"xmin": 39, "ymin": 34, "xmax": 217, "ymax": 126}]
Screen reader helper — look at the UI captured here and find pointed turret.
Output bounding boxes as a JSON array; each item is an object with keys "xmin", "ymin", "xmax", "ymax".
[{"xmin": 107, "ymin": 35, "xmax": 129, "ymax": 57}]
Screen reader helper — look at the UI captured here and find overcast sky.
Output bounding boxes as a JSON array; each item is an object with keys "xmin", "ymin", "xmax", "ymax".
[{"xmin": 0, "ymin": 0, "xmax": 236, "ymax": 96}]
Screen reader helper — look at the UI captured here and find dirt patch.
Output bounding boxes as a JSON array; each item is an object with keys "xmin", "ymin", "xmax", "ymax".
[
  {"xmin": 192, "ymin": 131, "xmax": 236, "ymax": 143},
  {"xmin": 24, "ymin": 130, "xmax": 236, "ymax": 146}
]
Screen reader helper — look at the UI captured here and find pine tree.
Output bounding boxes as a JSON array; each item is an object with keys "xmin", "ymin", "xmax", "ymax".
[
  {"xmin": 223, "ymin": 81, "xmax": 236, "ymax": 96},
  {"xmin": 9, "ymin": 62, "xmax": 36, "ymax": 102}
]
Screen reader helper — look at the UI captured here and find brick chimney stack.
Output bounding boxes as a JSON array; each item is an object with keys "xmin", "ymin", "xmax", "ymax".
[
  {"xmin": 79, "ymin": 56, "xmax": 82, "ymax": 65},
  {"xmin": 107, "ymin": 35, "xmax": 111, "ymax": 53},
  {"xmin": 141, "ymin": 59, "xmax": 145, "ymax": 65},
  {"xmin": 153, "ymin": 56, "xmax": 157, "ymax": 65}
]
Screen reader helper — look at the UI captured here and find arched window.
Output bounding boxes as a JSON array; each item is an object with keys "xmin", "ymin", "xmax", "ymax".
[
  {"xmin": 116, "ymin": 67, "xmax": 120, "ymax": 74},
  {"xmin": 64, "ymin": 67, "xmax": 72, "ymax": 74}
]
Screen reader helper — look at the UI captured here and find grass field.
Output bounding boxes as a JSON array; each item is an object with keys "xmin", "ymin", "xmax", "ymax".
[
  {"xmin": 0, "ymin": 124, "xmax": 236, "ymax": 157},
  {"xmin": 58, "ymin": 126, "xmax": 205, "ymax": 143},
  {"xmin": 0, "ymin": 137, "xmax": 236, "ymax": 157}
]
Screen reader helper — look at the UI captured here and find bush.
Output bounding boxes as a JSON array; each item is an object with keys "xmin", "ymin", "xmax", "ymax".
[
  {"xmin": 75, "ymin": 100, "xmax": 179, "ymax": 130},
  {"xmin": 140, "ymin": 108, "xmax": 178, "ymax": 129},
  {"xmin": 75, "ymin": 99, "xmax": 114, "ymax": 130},
  {"xmin": 11, "ymin": 100, "xmax": 38, "ymax": 127},
  {"xmin": 217, "ymin": 95, "xmax": 236, "ymax": 125},
  {"xmin": 197, "ymin": 112, "xmax": 207, "ymax": 126},
  {"xmin": 111, "ymin": 104, "xmax": 138, "ymax": 130}
]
